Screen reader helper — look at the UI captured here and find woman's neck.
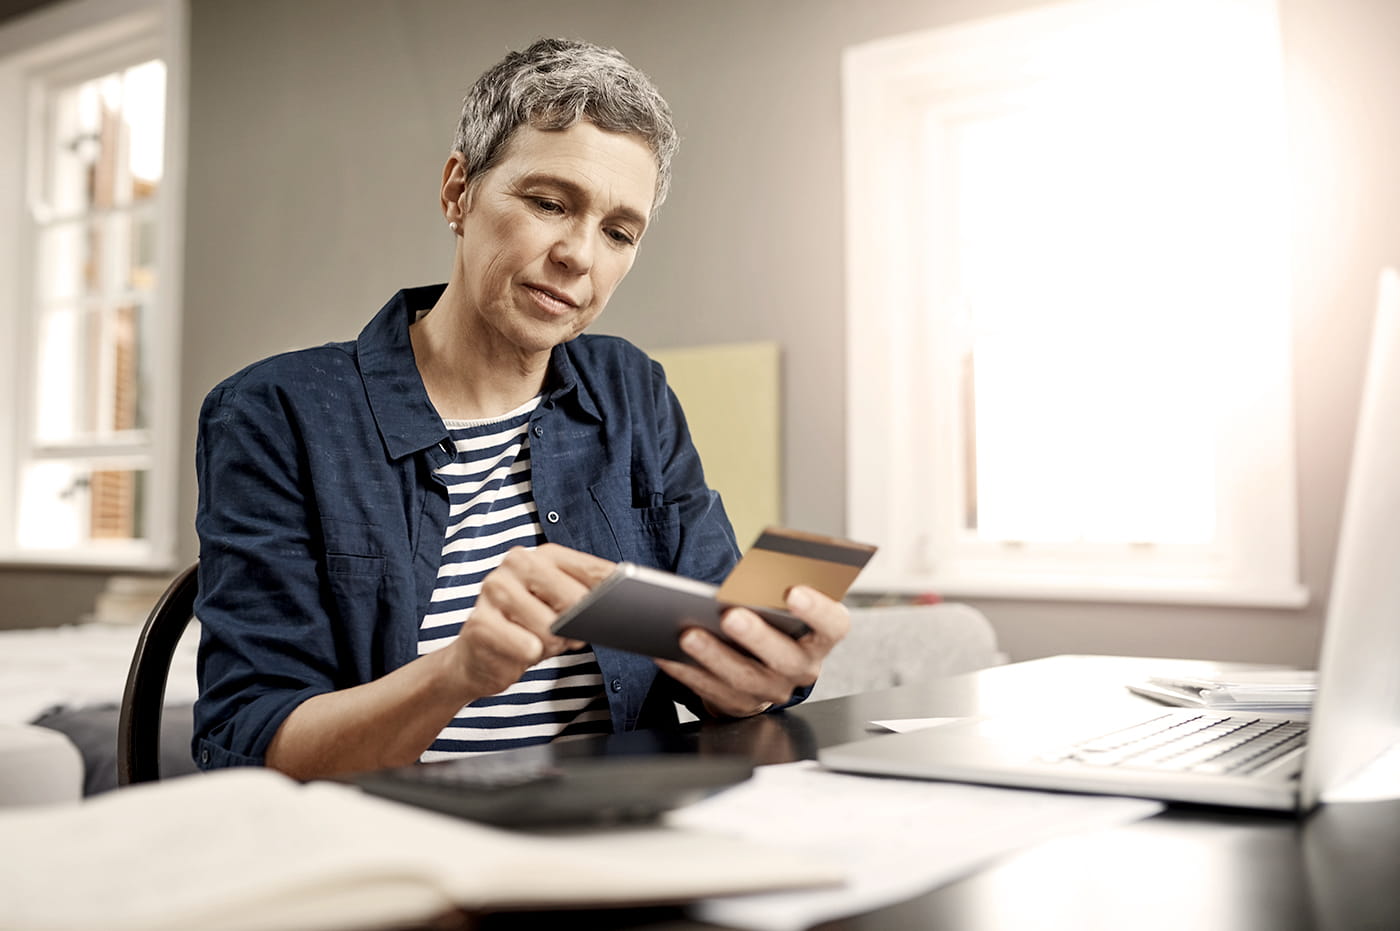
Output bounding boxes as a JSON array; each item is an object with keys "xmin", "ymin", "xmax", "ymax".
[{"xmin": 409, "ymin": 290, "xmax": 549, "ymax": 421}]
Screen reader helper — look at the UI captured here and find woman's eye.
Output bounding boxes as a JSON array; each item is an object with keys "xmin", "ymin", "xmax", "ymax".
[
  {"xmin": 533, "ymin": 198, "xmax": 563, "ymax": 214},
  {"xmin": 607, "ymin": 228, "xmax": 637, "ymax": 246}
]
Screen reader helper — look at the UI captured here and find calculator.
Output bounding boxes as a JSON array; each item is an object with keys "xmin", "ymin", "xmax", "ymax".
[{"xmin": 351, "ymin": 742, "xmax": 754, "ymax": 827}]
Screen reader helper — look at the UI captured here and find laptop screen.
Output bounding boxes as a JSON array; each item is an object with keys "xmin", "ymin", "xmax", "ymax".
[{"xmin": 1301, "ymin": 267, "xmax": 1400, "ymax": 808}]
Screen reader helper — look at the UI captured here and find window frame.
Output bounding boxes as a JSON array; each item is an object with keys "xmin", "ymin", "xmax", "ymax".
[
  {"xmin": 0, "ymin": 0, "xmax": 186, "ymax": 570},
  {"xmin": 842, "ymin": 0, "xmax": 1307, "ymax": 608}
]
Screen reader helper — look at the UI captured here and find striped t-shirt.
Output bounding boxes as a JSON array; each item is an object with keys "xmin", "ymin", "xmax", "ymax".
[{"xmin": 418, "ymin": 396, "xmax": 610, "ymax": 761}]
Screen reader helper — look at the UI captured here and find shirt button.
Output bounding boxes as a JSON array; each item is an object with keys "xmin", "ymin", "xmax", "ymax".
[
  {"xmin": 532, "ymin": 425, "xmax": 544, "ymax": 438},
  {"xmin": 610, "ymin": 678, "xmax": 623, "ymax": 693},
  {"xmin": 546, "ymin": 510, "xmax": 560, "ymax": 524},
  {"xmin": 200, "ymin": 748, "xmax": 210, "ymax": 765}
]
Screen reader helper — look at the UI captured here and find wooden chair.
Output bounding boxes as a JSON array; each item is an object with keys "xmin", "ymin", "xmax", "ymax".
[{"xmin": 116, "ymin": 562, "xmax": 199, "ymax": 785}]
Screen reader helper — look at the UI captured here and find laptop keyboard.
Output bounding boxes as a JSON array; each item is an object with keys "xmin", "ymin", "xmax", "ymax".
[{"xmin": 1045, "ymin": 712, "xmax": 1309, "ymax": 775}]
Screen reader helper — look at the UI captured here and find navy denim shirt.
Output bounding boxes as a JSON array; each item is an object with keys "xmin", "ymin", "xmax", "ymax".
[{"xmin": 193, "ymin": 285, "xmax": 778, "ymax": 769}]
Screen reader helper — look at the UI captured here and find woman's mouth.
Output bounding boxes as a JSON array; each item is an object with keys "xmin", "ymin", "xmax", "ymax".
[{"xmin": 524, "ymin": 284, "xmax": 579, "ymax": 315}]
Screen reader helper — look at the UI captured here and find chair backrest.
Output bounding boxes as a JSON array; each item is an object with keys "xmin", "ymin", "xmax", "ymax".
[
  {"xmin": 805, "ymin": 602, "xmax": 1006, "ymax": 702},
  {"xmin": 117, "ymin": 562, "xmax": 199, "ymax": 786}
]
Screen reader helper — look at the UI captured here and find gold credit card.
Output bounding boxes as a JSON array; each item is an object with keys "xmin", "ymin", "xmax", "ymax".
[{"xmin": 715, "ymin": 527, "xmax": 878, "ymax": 611}]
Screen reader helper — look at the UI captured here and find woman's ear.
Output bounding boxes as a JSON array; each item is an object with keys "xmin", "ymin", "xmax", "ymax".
[{"xmin": 440, "ymin": 152, "xmax": 468, "ymax": 226}]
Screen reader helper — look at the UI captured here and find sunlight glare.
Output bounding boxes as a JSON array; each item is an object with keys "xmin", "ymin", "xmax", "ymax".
[{"xmin": 941, "ymin": 0, "xmax": 1289, "ymax": 546}]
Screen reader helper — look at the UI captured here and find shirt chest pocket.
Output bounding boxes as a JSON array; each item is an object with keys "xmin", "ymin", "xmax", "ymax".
[
  {"xmin": 588, "ymin": 479, "xmax": 681, "ymax": 570},
  {"xmin": 322, "ymin": 518, "xmax": 387, "ymax": 619}
]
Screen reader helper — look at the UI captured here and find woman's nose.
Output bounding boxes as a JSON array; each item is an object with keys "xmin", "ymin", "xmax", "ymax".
[{"xmin": 549, "ymin": 223, "xmax": 595, "ymax": 274}]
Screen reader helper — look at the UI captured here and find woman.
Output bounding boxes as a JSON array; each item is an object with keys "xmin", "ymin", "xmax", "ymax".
[{"xmin": 193, "ymin": 37, "xmax": 849, "ymax": 780}]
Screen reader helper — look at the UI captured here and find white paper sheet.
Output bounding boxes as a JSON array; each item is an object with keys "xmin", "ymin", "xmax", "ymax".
[
  {"xmin": 868, "ymin": 717, "xmax": 959, "ymax": 733},
  {"xmin": 667, "ymin": 761, "xmax": 1162, "ymax": 931}
]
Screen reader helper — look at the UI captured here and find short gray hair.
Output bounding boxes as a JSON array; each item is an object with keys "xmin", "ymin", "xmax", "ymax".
[{"xmin": 453, "ymin": 37, "xmax": 679, "ymax": 212}]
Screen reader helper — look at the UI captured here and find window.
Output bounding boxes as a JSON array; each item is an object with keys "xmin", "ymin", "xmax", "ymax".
[
  {"xmin": 0, "ymin": 0, "xmax": 185, "ymax": 568},
  {"xmin": 843, "ymin": 0, "xmax": 1305, "ymax": 606}
]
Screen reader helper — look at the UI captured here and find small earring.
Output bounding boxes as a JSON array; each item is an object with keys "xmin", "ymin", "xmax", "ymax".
[{"xmin": 449, "ymin": 221, "xmax": 459, "ymax": 232}]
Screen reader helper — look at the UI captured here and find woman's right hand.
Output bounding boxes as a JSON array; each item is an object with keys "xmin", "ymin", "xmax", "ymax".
[{"xmin": 447, "ymin": 543, "xmax": 615, "ymax": 697}]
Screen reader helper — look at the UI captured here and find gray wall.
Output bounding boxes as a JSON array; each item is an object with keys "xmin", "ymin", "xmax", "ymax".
[{"xmin": 4, "ymin": 0, "xmax": 1399, "ymax": 669}]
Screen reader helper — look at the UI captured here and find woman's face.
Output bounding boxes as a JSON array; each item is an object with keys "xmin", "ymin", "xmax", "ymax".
[{"xmin": 449, "ymin": 121, "xmax": 658, "ymax": 360}]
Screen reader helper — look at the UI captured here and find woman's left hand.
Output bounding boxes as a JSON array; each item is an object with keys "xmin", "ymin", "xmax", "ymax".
[{"xmin": 654, "ymin": 585, "xmax": 850, "ymax": 718}]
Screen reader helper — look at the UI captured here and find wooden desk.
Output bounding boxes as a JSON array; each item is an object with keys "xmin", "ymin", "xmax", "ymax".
[{"xmin": 477, "ymin": 655, "xmax": 1400, "ymax": 930}]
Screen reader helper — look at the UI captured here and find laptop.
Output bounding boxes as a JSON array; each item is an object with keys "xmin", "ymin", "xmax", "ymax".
[{"xmin": 820, "ymin": 268, "xmax": 1400, "ymax": 812}]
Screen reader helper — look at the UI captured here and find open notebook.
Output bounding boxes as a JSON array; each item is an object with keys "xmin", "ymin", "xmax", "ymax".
[
  {"xmin": 821, "ymin": 268, "xmax": 1400, "ymax": 812},
  {"xmin": 0, "ymin": 767, "xmax": 840, "ymax": 931}
]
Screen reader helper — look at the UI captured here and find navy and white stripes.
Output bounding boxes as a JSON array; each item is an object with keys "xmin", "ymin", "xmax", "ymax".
[{"xmin": 418, "ymin": 396, "xmax": 610, "ymax": 760}]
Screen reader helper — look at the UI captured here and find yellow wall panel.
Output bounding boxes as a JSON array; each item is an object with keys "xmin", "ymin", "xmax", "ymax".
[{"xmin": 648, "ymin": 342, "xmax": 781, "ymax": 550}]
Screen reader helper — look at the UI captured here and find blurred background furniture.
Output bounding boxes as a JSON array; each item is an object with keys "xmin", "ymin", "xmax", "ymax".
[
  {"xmin": 0, "ymin": 723, "xmax": 84, "ymax": 807},
  {"xmin": 1, "ymin": 570, "xmax": 199, "ymax": 795},
  {"xmin": 807, "ymin": 602, "xmax": 1006, "ymax": 702}
]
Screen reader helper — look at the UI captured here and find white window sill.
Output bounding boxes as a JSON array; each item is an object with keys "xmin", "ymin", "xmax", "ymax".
[
  {"xmin": 852, "ymin": 573, "xmax": 1310, "ymax": 609},
  {"xmin": 0, "ymin": 548, "xmax": 177, "ymax": 574}
]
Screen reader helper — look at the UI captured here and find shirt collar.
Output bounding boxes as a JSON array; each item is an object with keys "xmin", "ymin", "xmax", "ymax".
[
  {"xmin": 357, "ymin": 285, "xmax": 601, "ymax": 460},
  {"xmin": 543, "ymin": 333, "xmax": 603, "ymax": 424}
]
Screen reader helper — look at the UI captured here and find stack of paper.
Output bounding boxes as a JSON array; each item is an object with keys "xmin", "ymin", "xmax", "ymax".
[{"xmin": 1128, "ymin": 670, "xmax": 1317, "ymax": 713}]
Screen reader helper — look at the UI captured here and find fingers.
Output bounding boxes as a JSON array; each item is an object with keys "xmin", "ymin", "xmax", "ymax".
[
  {"xmin": 657, "ymin": 658, "xmax": 776, "ymax": 719},
  {"xmin": 451, "ymin": 544, "xmax": 615, "ymax": 697},
  {"xmin": 657, "ymin": 586, "xmax": 851, "ymax": 719},
  {"xmin": 479, "ymin": 551, "xmax": 574, "ymax": 645},
  {"xmin": 784, "ymin": 585, "xmax": 852, "ymax": 649},
  {"xmin": 717, "ymin": 586, "xmax": 850, "ymax": 687},
  {"xmin": 452, "ymin": 600, "xmax": 550, "ymax": 695},
  {"xmin": 544, "ymin": 544, "xmax": 617, "ymax": 589},
  {"xmin": 482, "ymin": 544, "xmax": 614, "ymax": 640}
]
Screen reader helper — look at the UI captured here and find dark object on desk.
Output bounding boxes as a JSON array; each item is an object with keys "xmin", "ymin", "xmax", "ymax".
[
  {"xmin": 117, "ymin": 561, "xmax": 199, "ymax": 786},
  {"xmin": 352, "ymin": 743, "xmax": 754, "ymax": 827}
]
